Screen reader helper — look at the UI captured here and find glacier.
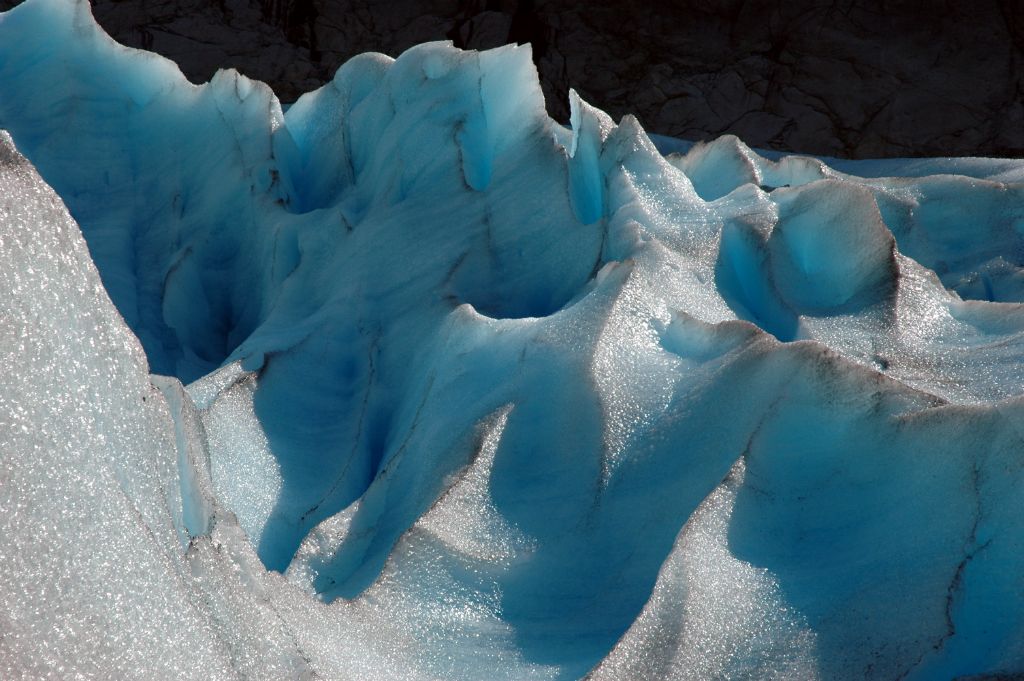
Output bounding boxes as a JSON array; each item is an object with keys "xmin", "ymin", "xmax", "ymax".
[{"xmin": 3, "ymin": 0, "xmax": 1024, "ymax": 678}]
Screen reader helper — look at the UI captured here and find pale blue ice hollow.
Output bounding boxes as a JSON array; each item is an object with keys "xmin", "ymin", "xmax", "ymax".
[{"xmin": 3, "ymin": 0, "xmax": 1024, "ymax": 679}]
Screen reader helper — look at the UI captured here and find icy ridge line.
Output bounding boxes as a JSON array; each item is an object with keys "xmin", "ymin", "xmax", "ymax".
[{"xmin": 3, "ymin": 0, "xmax": 1024, "ymax": 679}]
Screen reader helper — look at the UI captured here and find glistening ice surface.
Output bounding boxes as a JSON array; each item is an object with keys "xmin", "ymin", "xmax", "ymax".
[{"xmin": 3, "ymin": 0, "xmax": 1024, "ymax": 678}]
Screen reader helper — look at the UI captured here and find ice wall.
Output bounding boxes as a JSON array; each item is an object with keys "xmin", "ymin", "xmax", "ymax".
[{"xmin": 3, "ymin": 0, "xmax": 1024, "ymax": 679}]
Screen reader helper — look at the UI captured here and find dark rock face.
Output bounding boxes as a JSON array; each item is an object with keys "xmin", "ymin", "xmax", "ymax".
[{"xmin": 6, "ymin": 0, "xmax": 1023, "ymax": 158}]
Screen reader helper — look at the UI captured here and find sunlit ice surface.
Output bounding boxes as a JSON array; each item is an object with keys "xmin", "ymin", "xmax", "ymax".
[{"xmin": 3, "ymin": 0, "xmax": 1024, "ymax": 678}]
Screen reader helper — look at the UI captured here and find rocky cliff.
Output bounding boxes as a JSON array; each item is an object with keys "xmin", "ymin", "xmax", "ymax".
[{"xmin": 6, "ymin": 0, "xmax": 1023, "ymax": 158}]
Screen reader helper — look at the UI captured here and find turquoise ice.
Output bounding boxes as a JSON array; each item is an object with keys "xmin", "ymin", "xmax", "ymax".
[{"xmin": 2, "ymin": 0, "xmax": 1024, "ymax": 678}]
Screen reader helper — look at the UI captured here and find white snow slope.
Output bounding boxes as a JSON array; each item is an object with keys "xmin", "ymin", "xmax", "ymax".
[{"xmin": 3, "ymin": 0, "xmax": 1024, "ymax": 679}]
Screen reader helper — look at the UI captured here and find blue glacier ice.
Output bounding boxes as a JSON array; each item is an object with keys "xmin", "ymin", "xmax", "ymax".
[{"xmin": 3, "ymin": 0, "xmax": 1024, "ymax": 678}]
